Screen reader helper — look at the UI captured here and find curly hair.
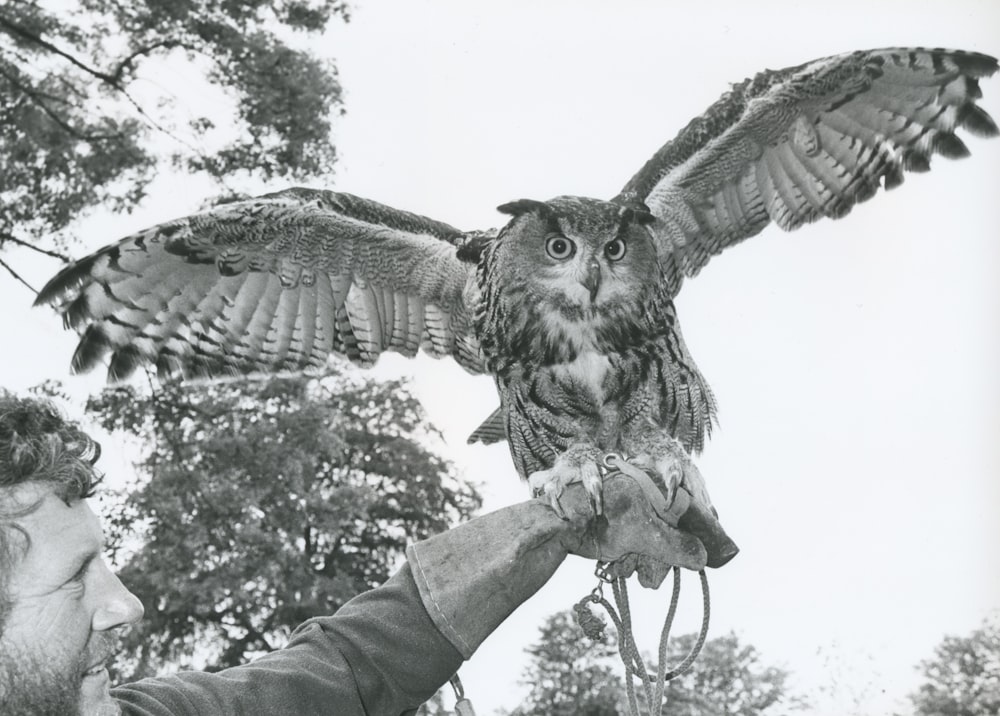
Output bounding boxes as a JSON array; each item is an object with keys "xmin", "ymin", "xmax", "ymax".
[{"xmin": 0, "ymin": 391, "xmax": 103, "ymax": 633}]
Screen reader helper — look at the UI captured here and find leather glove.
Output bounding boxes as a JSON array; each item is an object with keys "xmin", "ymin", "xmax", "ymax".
[
  {"xmin": 559, "ymin": 462, "xmax": 738, "ymax": 587},
  {"xmin": 406, "ymin": 458, "xmax": 736, "ymax": 658}
]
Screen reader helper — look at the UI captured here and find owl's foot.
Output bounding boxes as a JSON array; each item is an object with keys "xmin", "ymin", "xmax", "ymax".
[
  {"xmin": 528, "ymin": 444, "xmax": 604, "ymax": 518},
  {"xmin": 629, "ymin": 434, "xmax": 714, "ymax": 514}
]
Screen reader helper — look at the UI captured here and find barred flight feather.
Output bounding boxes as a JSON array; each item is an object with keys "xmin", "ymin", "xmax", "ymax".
[
  {"xmin": 619, "ymin": 47, "xmax": 997, "ymax": 296},
  {"xmin": 37, "ymin": 189, "xmax": 485, "ymax": 381}
]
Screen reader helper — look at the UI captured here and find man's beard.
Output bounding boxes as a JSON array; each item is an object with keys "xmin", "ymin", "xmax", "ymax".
[
  {"xmin": 0, "ymin": 631, "xmax": 119, "ymax": 716},
  {"xmin": 0, "ymin": 641, "xmax": 83, "ymax": 716}
]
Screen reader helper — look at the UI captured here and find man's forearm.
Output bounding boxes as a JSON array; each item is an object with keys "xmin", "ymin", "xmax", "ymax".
[
  {"xmin": 112, "ymin": 498, "xmax": 578, "ymax": 715},
  {"xmin": 113, "ymin": 564, "xmax": 464, "ymax": 715}
]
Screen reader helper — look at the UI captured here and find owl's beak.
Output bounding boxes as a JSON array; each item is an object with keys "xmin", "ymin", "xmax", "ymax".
[{"xmin": 581, "ymin": 259, "xmax": 601, "ymax": 302}]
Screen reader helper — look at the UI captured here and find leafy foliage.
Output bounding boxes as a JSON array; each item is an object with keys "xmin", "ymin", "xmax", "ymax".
[
  {"xmin": 85, "ymin": 364, "xmax": 481, "ymax": 679},
  {"xmin": 0, "ymin": 0, "xmax": 347, "ymax": 255},
  {"xmin": 512, "ymin": 610, "xmax": 805, "ymax": 716},
  {"xmin": 511, "ymin": 610, "xmax": 623, "ymax": 716},
  {"xmin": 416, "ymin": 688, "xmax": 448, "ymax": 715},
  {"xmin": 658, "ymin": 632, "xmax": 804, "ymax": 716},
  {"xmin": 907, "ymin": 617, "xmax": 1000, "ymax": 716}
]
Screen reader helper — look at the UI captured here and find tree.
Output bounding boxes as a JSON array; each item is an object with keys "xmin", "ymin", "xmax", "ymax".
[
  {"xmin": 83, "ymin": 364, "xmax": 481, "ymax": 679},
  {"xmin": 907, "ymin": 617, "xmax": 1000, "ymax": 716},
  {"xmin": 0, "ymin": 0, "xmax": 347, "ymax": 273},
  {"xmin": 512, "ymin": 610, "xmax": 805, "ymax": 716},
  {"xmin": 511, "ymin": 610, "xmax": 623, "ymax": 716},
  {"xmin": 415, "ymin": 688, "xmax": 448, "ymax": 715},
  {"xmin": 658, "ymin": 632, "xmax": 804, "ymax": 716}
]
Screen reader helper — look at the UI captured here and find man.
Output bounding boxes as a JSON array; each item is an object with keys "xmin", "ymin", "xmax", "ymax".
[{"xmin": 0, "ymin": 391, "xmax": 715, "ymax": 715}]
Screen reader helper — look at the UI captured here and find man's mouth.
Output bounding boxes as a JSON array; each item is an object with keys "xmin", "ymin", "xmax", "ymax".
[
  {"xmin": 82, "ymin": 649, "xmax": 116, "ymax": 678},
  {"xmin": 81, "ymin": 635, "xmax": 120, "ymax": 679}
]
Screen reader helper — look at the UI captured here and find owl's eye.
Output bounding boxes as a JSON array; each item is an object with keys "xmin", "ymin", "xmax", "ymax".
[
  {"xmin": 545, "ymin": 235, "xmax": 576, "ymax": 260},
  {"xmin": 604, "ymin": 238, "xmax": 627, "ymax": 261}
]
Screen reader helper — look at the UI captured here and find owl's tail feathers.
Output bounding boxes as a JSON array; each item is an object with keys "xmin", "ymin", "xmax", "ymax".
[{"xmin": 467, "ymin": 407, "xmax": 506, "ymax": 445}]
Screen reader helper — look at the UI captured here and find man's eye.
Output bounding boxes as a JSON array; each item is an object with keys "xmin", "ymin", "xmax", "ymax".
[{"xmin": 66, "ymin": 560, "xmax": 92, "ymax": 589}]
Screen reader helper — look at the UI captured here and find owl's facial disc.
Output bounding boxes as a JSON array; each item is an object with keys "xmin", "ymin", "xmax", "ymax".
[{"xmin": 540, "ymin": 232, "xmax": 600, "ymax": 304}]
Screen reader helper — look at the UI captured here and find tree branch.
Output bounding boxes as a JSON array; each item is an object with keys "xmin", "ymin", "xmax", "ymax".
[
  {"xmin": 0, "ymin": 14, "xmax": 237, "ymax": 196},
  {"xmin": 0, "ymin": 65, "xmax": 122, "ymax": 141},
  {"xmin": 111, "ymin": 39, "xmax": 186, "ymax": 84},
  {"xmin": 0, "ymin": 14, "xmax": 221, "ymax": 183},
  {"xmin": 0, "ymin": 233, "xmax": 71, "ymax": 262},
  {"xmin": 0, "ymin": 254, "xmax": 37, "ymax": 294},
  {"xmin": 0, "ymin": 14, "xmax": 120, "ymax": 87}
]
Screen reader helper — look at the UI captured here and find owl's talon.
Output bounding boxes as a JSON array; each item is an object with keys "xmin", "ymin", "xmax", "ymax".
[
  {"xmin": 545, "ymin": 481, "xmax": 569, "ymax": 520},
  {"xmin": 582, "ymin": 463, "xmax": 604, "ymax": 516},
  {"xmin": 664, "ymin": 467, "xmax": 682, "ymax": 507},
  {"xmin": 588, "ymin": 487, "xmax": 602, "ymax": 516},
  {"xmin": 625, "ymin": 433, "xmax": 718, "ymax": 514},
  {"xmin": 585, "ymin": 477, "xmax": 604, "ymax": 516},
  {"xmin": 529, "ymin": 445, "xmax": 604, "ymax": 518},
  {"xmin": 530, "ymin": 468, "xmax": 567, "ymax": 519}
]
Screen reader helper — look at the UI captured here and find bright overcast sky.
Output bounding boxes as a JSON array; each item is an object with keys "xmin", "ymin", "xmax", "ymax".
[{"xmin": 2, "ymin": 1, "xmax": 999, "ymax": 714}]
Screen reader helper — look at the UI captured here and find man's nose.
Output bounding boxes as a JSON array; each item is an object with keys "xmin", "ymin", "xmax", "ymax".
[{"xmin": 91, "ymin": 559, "xmax": 144, "ymax": 631}]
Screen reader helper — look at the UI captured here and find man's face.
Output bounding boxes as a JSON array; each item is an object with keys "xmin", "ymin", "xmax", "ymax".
[{"xmin": 0, "ymin": 483, "xmax": 143, "ymax": 716}]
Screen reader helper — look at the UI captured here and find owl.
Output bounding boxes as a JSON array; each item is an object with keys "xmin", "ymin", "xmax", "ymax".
[
  {"xmin": 475, "ymin": 197, "xmax": 716, "ymax": 513},
  {"xmin": 36, "ymin": 48, "xmax": 997, "ymax": 516}
]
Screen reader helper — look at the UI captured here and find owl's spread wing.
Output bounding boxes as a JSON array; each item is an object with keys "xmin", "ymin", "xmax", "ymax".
[
  {"xmin": 36, "ymin": 187, "xmax": 486, "ymax": 381},
  {"xmin": 618, "ymin": 48, "xmax": 998, "ymax": 295}
]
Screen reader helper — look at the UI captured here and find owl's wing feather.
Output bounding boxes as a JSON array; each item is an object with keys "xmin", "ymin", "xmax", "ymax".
[
  {"xmin": 36, "ymin": 187, "xmax": 486, "ymax": 381},
  {"xmin": 467, "ymin": 406, "xmax": 506, "ymax": 445},
  {"xmin": 618, "ymin": 48, "xmax": 998, "ymax": 295}
]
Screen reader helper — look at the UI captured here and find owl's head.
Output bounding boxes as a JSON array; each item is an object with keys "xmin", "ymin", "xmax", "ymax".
[{"xmin": 491, "ymin": 196, "xmax": 661, "ymax": 314}]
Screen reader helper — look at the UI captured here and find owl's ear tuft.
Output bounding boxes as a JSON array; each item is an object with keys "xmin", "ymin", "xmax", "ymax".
[{"xmin": 496, "ymin": 199, "xmax": 553, "ymax": 218}]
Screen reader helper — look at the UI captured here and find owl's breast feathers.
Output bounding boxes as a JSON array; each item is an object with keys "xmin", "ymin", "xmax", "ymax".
[
  {"xmin": 476, "ymin": 239, "xmax": 715, "ymax": 475},
  {"xmin": 477, "ymin": 264, "xmax": 660, "ymax": 376}
]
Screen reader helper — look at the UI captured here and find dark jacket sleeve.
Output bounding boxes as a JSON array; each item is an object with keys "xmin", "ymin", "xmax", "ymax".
[
  {"xmin": 112, "ymin": 498, "xmax": 576, "ymax": 715},
  {"xmin": 112, "ymin": 564, "xmax": 463, "ymax": 716}
]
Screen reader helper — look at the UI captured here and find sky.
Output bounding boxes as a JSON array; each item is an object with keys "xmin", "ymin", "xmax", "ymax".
[{"xmin": 2, "ymin": 1, "xmax": 999, "ymax": 714}]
